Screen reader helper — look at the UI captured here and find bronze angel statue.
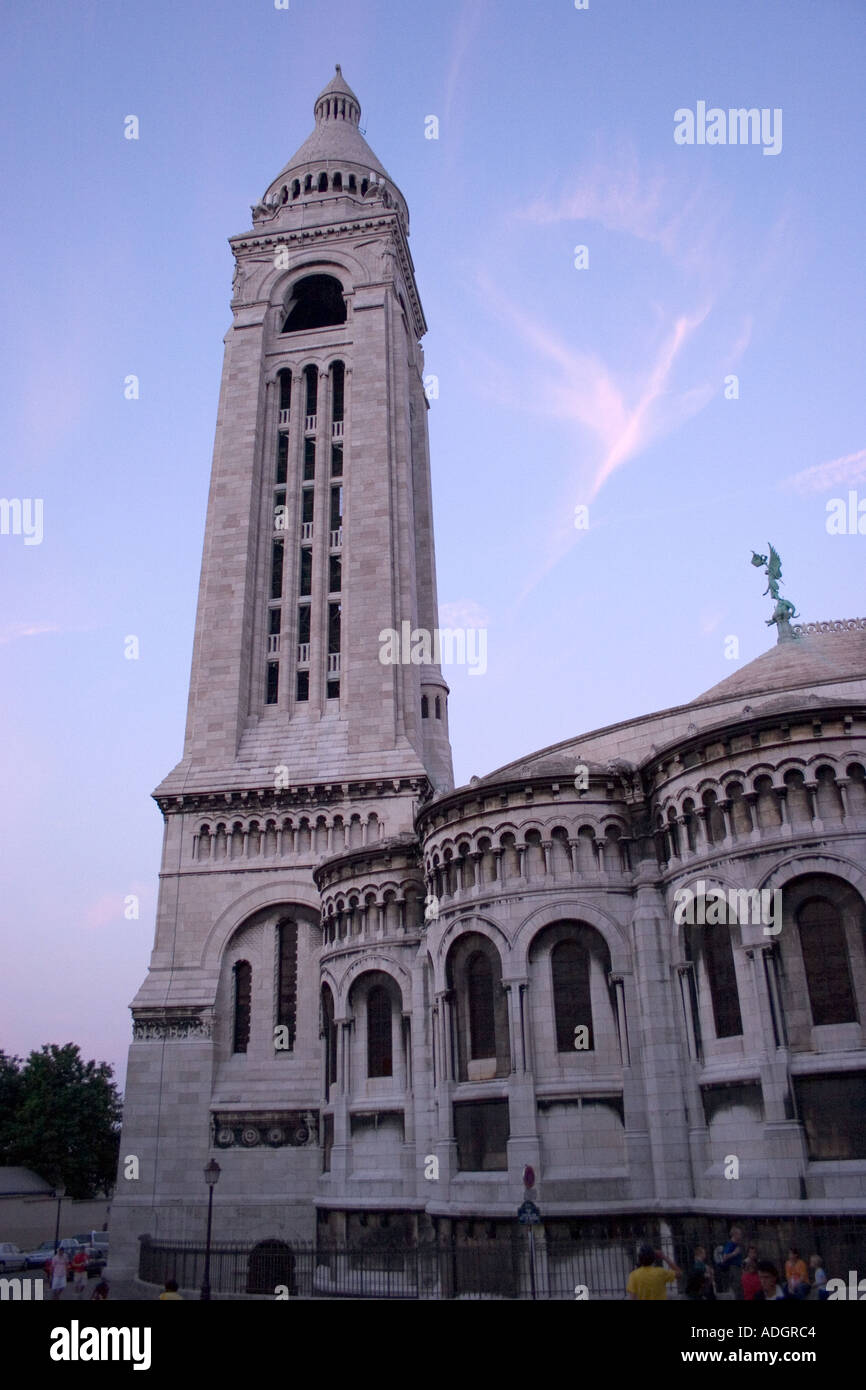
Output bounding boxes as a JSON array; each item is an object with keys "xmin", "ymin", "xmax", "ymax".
[{"xmin": 750, "ymin": 544, "xmax": 799, "ymax": 630}]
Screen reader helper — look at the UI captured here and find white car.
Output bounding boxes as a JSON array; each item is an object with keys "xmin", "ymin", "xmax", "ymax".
[{"xmin": 0, "ymin": 1243, "xmax": 26, "ymax": 1272}]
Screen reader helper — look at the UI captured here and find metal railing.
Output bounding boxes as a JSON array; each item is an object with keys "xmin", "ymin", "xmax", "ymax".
[{"xmin": 139, "ymin": 1216, "xmax": 866, "ymax": 1300}]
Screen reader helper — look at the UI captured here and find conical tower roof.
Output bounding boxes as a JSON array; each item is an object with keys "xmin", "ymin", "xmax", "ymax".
[{"xmin": 276, "ymin": 65, "xmax": 391, "ymax": 181}]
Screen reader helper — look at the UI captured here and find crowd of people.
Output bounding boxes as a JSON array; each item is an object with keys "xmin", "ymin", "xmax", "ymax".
[{"xmin": 626, "ymin": 1224, "xmax": 831, "ymax": 1300}]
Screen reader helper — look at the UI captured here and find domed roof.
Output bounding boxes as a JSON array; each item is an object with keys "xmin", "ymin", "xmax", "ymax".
[
  {"xmin": 692, "ymin": 621, "xmax": 866, "ymax": 706},
  {"xmin": 275, "ymin": 65, "xmax": 391, "ymax": 182}
]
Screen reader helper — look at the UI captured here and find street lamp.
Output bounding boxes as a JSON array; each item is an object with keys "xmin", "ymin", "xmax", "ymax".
[
  {"xmin": 53, "ymin": 1184, "xmax": 66, "ymax": 1252},
  {"xmin": 200, "ymin": 1159, "xmax": 220, "ymax": 1301}
]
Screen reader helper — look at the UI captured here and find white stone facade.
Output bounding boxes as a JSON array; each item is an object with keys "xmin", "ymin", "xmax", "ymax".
[{"xmin": 109, "ymin": 71, "xmax": 866, "ymax": 1280}]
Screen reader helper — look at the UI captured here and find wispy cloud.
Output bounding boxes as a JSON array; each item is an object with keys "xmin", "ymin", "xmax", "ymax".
[
  {"xmin": 439, "ymin": 599, "xmax": 489, "ymax": 629},
  {"xmin": 0, "ymin": 621, "xmax": 62, "ymax": 646},
  {"xmin": 780, "ymin": 447, "xmax": 866, "ymax": 495}
]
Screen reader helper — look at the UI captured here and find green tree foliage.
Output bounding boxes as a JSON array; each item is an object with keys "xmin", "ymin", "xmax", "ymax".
[{"xmin": 0, "ymin": 1044, "xmax": 121, "ymax": 1198}]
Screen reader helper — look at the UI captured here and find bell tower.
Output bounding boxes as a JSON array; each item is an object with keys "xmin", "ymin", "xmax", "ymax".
[
  {"xmin": 168, "ymin": 64, "xmax": 453, "ymax": 797},
  {"xmin": 109, "ymin": 69, "xmax": 453, "ymax": 1276}
]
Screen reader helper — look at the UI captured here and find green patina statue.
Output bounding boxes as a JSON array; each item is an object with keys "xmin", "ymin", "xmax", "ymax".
[{"xmin": 750, "ymin": 544, "xmax": 800, "ymax": 640}]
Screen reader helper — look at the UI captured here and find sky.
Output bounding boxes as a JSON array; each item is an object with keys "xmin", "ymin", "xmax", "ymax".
[{"xmin": 1, "ymin": 0, "xmax": 864, "ymax": 1088}]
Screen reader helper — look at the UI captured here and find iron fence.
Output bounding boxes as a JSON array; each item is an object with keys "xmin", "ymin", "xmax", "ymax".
[{"xmin": 139, "ymin": 1214, "xmax": 866, "ymax": 1300}]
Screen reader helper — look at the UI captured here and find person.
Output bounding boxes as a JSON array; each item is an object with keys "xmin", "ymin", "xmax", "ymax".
[
  {"xmin": 685, "ymin": 1245, "xmax": 715, "ymax": 1300},
  {"xmin": 752, "ymin": 1260, "xmax": 792, "ymax": 1300},
  {"xmin": 626, "ymin": 1245, "xmax": 681, "ymax": 1300},
  {"xmin": 785, "ymin": 1247, "xmax": 809, "ymax": 1298},
  {"xmin": 158, "ymin": 1278, "xmax": 183, "ymax": 1300},
  {"xmin": 90, "ymin": 1279, "xmax": 110, "ymax": 1300},
  {"xmin": 47, "ymin": 1248, "xmax": 69, "ymax": 1301},
  {"xmin": 809, "ymin": 1253, "xmax": 828, "ymax": 1301},
  {"xmin": 741, "ymin": 1257, "xmax": 762, "ymax": 1300},
  {"xmin": 718, "ymin": 1225, "xmax": 745, "ymax": 1299},
  {"xmin": 70, "ymin": 1246, "xmax": 88, "ymax": 1298}
]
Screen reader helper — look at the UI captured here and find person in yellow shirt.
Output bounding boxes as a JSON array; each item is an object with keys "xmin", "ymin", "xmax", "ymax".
[
  {"xmin": 158, "ymin": 1279, "xmax": 184, "ymax": 1300},
  {"xmin": 626, "ymin": 1245, "xmax": 681, "ymax": 1300}
]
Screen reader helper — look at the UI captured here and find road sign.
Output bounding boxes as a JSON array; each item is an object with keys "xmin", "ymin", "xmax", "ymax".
[{"xmin": 517, "ymin": 1199, "xmax": 540, "ymax": 1225}]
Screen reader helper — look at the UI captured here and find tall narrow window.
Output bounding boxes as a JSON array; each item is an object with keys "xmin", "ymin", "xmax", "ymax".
[
  {"xmin": 798, "ymin": 898, "xmax": 857, "ymax": 1025},
  {"xmin": 270, "ymin": 540, "xmax": 284, "ymax": 600},
  {"xmin": 551, "ymin": 938, "xmax": 593, "ymax": 1052},
  {"xmin": 278, "ymin": 368, "xmax": 292, "ymax": 413},
  {"xmin": 687, "ymin": 922, "xmax": 742, "ymax": 1039},
  {"xmin": 276, "ymin": 433, "xmax": 288, "ymax": 486},
  {"xmin": 330, "ymin": 361, "xmax": 345, "ymax": 421},
  {"xmin": 327, "ymin": 601, "xmax": 341, "ymax": 699},
  {"xmin": 301, "ymin": 489, "xmax": 314, "ymax": 529},
  {"xmin": 266, "ymin": 662, "xmax": 279, "ymax": 705},
  {"xmin": 367, "ymin": 985, "xmax": 392, "ymax": 1078},
  {"xmin": 421, "ymin": 694, "xmax": 429, "ymax": 718},
  {"xmin": 330, "ymin": 485, "xmax": 343, "ymax": 531},
  {"xmin": 232, "ymin": 961, "xmax": 252, "ymax": 1053},
  {"xmin": 328, "ymin": 555, "xmax": 341, "ymax": 593},
  {"xmin": 467, "ymin": 952, "xmax": 496, "ymax": 1059},
  {"xmin": 298, "ymin": 605, "xmax": 311, "ymax": 646},
  {"xmin": 276, "ymin": 919, "xmax": 298, "ymax": 1051},
  {"xmin": 304, "ymin": 364, "xmax": 318, "ymax": 416},
  {"xmin": 296, "ymin": 670, "xmax": 309, "ymax": 702},
  {"xmin": 303, "ymin": 438, "xmax": 315, "ymax": 481},
  {"xmin": 331, "ymin": 443, "xmax": 343, "ymax": 476},
  {"xmin": 322, "ymin": 987, "xmax": 337, "ymax": 1100},
  {"xmin": 299, "ymin": 547, "xmax": 312, "ymax": 596}
]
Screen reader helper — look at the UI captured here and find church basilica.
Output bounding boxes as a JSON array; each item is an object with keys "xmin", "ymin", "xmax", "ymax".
[{"xmin": 111, "ymin": 70, "xmax": 866, "ymax": 1287}]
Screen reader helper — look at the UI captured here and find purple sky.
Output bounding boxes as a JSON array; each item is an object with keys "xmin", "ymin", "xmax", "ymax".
[{"xmin": 1, "ymin": 0, "xmax": 864, "ymax": 1088}]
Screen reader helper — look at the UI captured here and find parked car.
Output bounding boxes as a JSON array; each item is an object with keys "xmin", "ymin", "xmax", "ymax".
[
  {"xmin": 24, "ymin": 1238, "xmax": 82, "ymax": 1270},
  {"xmin": 0, "ymin": 1242, "xmax": 27, "ymax": 1272}
]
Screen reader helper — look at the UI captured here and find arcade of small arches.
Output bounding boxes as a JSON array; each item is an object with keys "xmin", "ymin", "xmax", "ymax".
[
  {"xmin": 193, "ymin": 810, "xmax": 383, "ymax": 862},
  {"xmin": 655, "ymin": 759, "xmax": 866, "ymax": 862},
  {"xmin": 424, "ymin": 822, "xmax": 632, "ymax": 899},
  {"xmin": 274, "ymin": 171, "xmax": 395, "ymax": 206}
]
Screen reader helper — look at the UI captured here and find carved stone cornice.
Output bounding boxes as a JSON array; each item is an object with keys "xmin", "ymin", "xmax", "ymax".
[
  {"xmin": 132, "ymin": 1010, "xmax": 213, "ymax": 1042},
  {"xmin": 154, "ymin": 775, "xmax": 432, "ymax": 818}
]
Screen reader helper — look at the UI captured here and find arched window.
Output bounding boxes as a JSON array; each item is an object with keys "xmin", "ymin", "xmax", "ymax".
[
  {"xmin": 304, "ymin": 364, "xmax": 318, "ymax": 417},
  {"xmin": 551, "ymin": 938, "xmax": 593, "ymax": 1052},
  {"xmin": 348, "ymin": 174, "xmax": 356, "ymax": 192},
  {"xmin": 291, "ymin": 180, "xmax": 300, "ymax": 199},
  {"xmin": 317, "ymin": 172, "xmax": 328, "ymax": 192},
  {"xmin": 367, "ymin": 985, "xmax": 392, "ymax": 1077},
  {"xmin": 232, "ymin": 961, "xmax": 252, "ymax": 1053},
  {"xmin": 282, "ymin": 275, "xmax": 347, "ymax": 333},
  {"xmin": 332, "ymin": 172, "xmax": 343, "ymax": 190},
  {"xmin": 276, "ymin": 919, "xmax": 298, "ymax": 1050},
  {"xmin": 277, "ymin": 368, "xmax": 292, "ymax": 413},
  {"xmin": 798, "ymin": 898, "xmax": 857, "ymax": 1025},
  {"xmin": 330, "ymin": 360, "xmax": 345, "ymax": 422},
  {"xmin": 280, "ymin": 185, "xmax": 288, "ymax": 204},
  {"xmin": 435, "ymin": 696, "xmax": 442, "ymax": 718},
  {"xmin": 686, "ymin": 921, "xmax": 742, "ymax": 1038},
  {"xmin": 467, "ymin": 952, "xmax": 496, "ymax": 1059},
  {"xmin": 421, "ymin": 694, "xmax": 429, "ymax": 718},
  {"xmin": 321, "ymin": 986, "xmax": 337, "ymax": 1099}
]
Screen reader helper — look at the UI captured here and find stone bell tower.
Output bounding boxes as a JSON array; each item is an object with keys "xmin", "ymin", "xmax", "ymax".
[{"xmin": 109, "ymin": 68, "xmax": 453, "ymax": 1277}]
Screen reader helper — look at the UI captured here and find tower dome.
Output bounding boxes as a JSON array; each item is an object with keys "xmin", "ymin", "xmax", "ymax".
[{"xmin": 273, "ymin": 64, "xmax": 392, "ymax": 184}]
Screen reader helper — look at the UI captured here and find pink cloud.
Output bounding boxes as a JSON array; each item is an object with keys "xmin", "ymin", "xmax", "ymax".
[{"xmin": 780, "ymin": 447, "xmax": 866, "ymax": 495}]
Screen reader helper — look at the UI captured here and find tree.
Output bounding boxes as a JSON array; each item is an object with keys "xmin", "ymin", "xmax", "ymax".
[{"xmin": 1, "ymin": 1044, "xmax": 121, "ymax": 1199}]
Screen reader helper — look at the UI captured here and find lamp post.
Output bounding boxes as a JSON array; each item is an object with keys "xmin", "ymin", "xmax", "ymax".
[
  {"xmin": 200, "ymin": 1159, "xmax": 220, "ymax": 1301},
  {"xmin": 53, "ymin": 1184, "xmax": 66, "ymax": 1252}
]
